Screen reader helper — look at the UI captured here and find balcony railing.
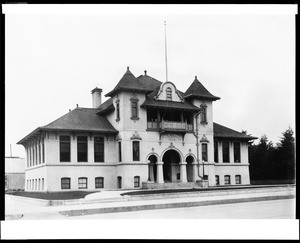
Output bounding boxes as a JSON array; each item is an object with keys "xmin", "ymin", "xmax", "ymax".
[{"xmin": 147, "ymin": 121, "xmax": 194, "ymax": 132}]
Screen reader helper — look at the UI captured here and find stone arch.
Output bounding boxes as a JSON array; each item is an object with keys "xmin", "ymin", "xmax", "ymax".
[
  {"xmin": 184, "ymin": 154, "xmax": 196, "ymax": 182},
  {"xmin": 160, "ymin": 147, "xmax": 183, "ymax": 163},
  {"xmin": 146, "ymin": 153, "xmax": 159, "ymax": 182},
  {"xmin": 161, "ymin": 149, "xmax": 182, "ymax": 182}
]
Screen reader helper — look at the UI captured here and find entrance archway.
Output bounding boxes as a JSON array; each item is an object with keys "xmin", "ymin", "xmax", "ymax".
[
  {"xmin": 186, "ymin": 155, "xmax": 194, "ymax": 182},
  {"xmin": 162, "ymin": 150, "xmax": 181, "ymax": 182},
  {"xmin": 148, "ymin": 155, "xmax": 158, "ymax": 182}
]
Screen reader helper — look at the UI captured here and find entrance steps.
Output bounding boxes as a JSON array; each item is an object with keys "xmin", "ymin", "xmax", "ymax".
[{"xmin": 142, "ymin": 181, "xmax": 208, "ymax": 189}]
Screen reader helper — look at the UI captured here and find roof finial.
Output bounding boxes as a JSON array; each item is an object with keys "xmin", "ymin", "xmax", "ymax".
[
  {"xmin": 195, "ymin": 76, "xmax": 197, "ymax": 80},
  {"xmin": 76, "ymin": 104, "xmax": 78, "ymax": 108},
  {"xmin": 127, "ymin": 66, "xmax": 129, "ymax": 71},
  {"xmin": 144, "ymin": 70, "xmax": 147, "ymax": 75}
]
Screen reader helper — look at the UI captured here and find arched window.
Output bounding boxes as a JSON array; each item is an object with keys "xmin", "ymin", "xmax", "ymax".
[
  {"xmin": 134, "ymin": 176, "xmax": 140, "ymax": 188},
  {"xmin": 166, "ymin": 87, "xmax": 172, "ymax": 100},
  {"xmin": 235, "ymin": 175, "xmax": 241, "ymax": 184}
]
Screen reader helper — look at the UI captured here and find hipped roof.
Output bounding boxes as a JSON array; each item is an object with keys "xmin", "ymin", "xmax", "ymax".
[
  {"xmin": 17, "ymin": 107, "xmax": 118, "ymax": 145},
  {"xmin": 184, "ymin": 76, "xmax": 220, "ymax": 101},
  {"xmin": 105, "ymin": 67, "xmax": 154, "ymax": 97},
  {"xmin": 213, "ymin": 122, "xmax": 257, "ymax": 140}
]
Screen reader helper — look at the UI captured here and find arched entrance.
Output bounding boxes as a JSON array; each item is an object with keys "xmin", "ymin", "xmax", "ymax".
[
  {"xmin": 162, "ymin": 150, "xmax": 181, "ymax": 182},
  {"xmin": 148, "ymin": 155, "xmax": 158, "ymax": 182},
  {"xmin": 186, "ymin": 155, "xmax": 194, "ymax": 182}
]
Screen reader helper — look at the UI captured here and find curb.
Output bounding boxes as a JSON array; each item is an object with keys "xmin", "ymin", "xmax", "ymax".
[{"xmin": 59, "ymin": 194, "xmax": 295, "ymax": 217}]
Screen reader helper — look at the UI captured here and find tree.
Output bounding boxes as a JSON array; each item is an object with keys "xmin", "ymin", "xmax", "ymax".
[
  {"xmin": 249, "ymin": 134, "xmax": 275, "ymax": 181},
  {"xmin": 275, "ymin": 127, "xmax": 295, "ymax": 181}
]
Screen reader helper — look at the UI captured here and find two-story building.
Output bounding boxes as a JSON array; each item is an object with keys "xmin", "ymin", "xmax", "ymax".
[{"xmin": 18, "ymin": 67, "xmax": 256, "ymax": 191}]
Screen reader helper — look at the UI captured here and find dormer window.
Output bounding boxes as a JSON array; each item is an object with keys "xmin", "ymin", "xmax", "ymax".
[{"xmin": 166, "ymin": 87, "xmax": 172, "ymax": 101}]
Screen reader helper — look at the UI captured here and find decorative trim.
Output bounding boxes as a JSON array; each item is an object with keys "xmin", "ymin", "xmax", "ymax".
[
  {"xmin": 154, "ymin": 81, "xmax": 184, "ymax": 102},
  {"xmin": 200, "ymin": 135, "xmax": 209, "ymax": 143},
  {"xmin": 116, "ymin": 134, "xmax": 122, "ymax": 141},
  {"xmin": 130, "ymin": 131, "xmax": 142, "ymax": 140}
]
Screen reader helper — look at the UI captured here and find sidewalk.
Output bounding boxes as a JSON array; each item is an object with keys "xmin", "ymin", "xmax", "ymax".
[{"xmin": 5, "ymin": 187, "xmax": 295, "ymax": 220}]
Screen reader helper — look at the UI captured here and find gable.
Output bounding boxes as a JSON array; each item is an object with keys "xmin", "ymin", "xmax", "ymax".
[{"xmin": 154, "ymin": 82, "xmax": 183, "ymax": 102}]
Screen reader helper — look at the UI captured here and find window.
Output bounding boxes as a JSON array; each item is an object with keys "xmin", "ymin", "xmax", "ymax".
[
  {"xmin": 94, "ymin": 137, "xmax": 104, "ymax": 162},
  {"xmin": 203, "ymin": 175, "xmax": 208, "ymax": 180},
  {"xmin": 38, "ymin": 143, "xmax": 41, "ymax": 164},
  {"xmin": 116, "ymin": 101, "xmax": 120, "ymax": 121},
  {"xmin": 77, "ymin": 136, "xmax": 88, "ymax": 162},
  {"xmin": 95, "ymin": 177, "xmax": 104, "ymax": 188},
  {"xmin": 131, "ymin": 98, "xmax": 139, "ymax": 120},
  {"xmin": 78, "ymin": 177, "xmax": 88, "ymax": 189},
  {"xmin": 224, "ymin": 175, "xmax": 231, "ymax": 185},
  {"xmin": 134, "ymin": 176, "xmax": 140, "ymax": 188},
  {"xmin": 42, "ymin": 139, "xmax": 45, "ymax": 163},
  {"xmin": 60, "ymin": 136, "xmax": 71, "ymax": 162},
  {"xmin": 61, "ymin": 177, "xmax": 71, "ymax": 189},
  {"xmin": 177, "ymin": 173, "xmax": 180, "ymax": 180},
  {"xmin": 132, "ymin": 141, "xmax": 140, "ymax": 161},
  {"xmin": 214, "ymin": 141, "xmax": 219, "ymax": 163},
  {"xmin": 5, "ymin": 175, "xmax": 8, "ymax": 188},
  {"xmin": 166, "ymin": 87, "xmax": 172, "ymax": 100},
  {"xmin": 117, "ymin": 176, "xmax": 122, "ymax": 189},
  {"xmin": 200, "ymin": 104, "xmax": 207, "ymax": 124},
  {"xmin": 235, "ymin": 175, "xmax": 241, "ymax": 184},
  {"xmin": 42, "ymin": 178, "xmax": 44, "ymax": 191},
  {"xmin": 234, "ymin": 142, "xmax": 241, "ymax": 163},
  {"xmin": 215, "ymin": 175, "xmax": 220, "ymax": 186},
  {"xmin": 118, "ymin": 141, "xmax": 122, "ymax": 162},
  {"xmin": 202, "ymin": 143, "xmax": 208, "ymax": 162},
  {"xmin": 222, "ymin": 141, "xmax": 230, "ymax": 163}
]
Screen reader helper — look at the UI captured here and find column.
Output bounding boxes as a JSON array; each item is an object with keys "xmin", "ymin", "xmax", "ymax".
[
  {"xmin": 229, "ymin": 141, "xmax": 234, "ymax": 163},
  {"xmin": 148, "ymin": 163, "xmax": 154, "ymax": 181},
  {"xmin": 156, "ymin": 161, "xmax": 164, "ymax": 183},
  {"xmin": 192, "ymin": 162, "xmax": 198, "ymax": 182},
  {"xmin": 37, "ymin": 139, "xmax": 40, "ymax": 164},
  {"xmin": 179, "ymin": 162, "xmax": 187, "ymax": 183},
  {"xmin": 88, "ymin": 135, "xmax": 94, "ymax": 163},
  {"xmin": 40, "ymin": 138, "xmax": 44, "ymax": 164}
]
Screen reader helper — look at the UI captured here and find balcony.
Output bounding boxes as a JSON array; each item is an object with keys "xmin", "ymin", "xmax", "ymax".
[{"xmin": 147, "ymin": 121, "xmax": 194, "ymax": 132}]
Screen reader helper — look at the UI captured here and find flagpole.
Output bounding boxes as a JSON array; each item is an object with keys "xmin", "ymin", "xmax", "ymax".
[{"xmin": 164, "ymin": 21, "xmax": 168, "ymax": 82}]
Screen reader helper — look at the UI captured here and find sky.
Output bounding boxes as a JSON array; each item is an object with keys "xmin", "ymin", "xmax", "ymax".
[{"xmin": 4, "ymin": 5, "xmax": 296, "ymax": 158}]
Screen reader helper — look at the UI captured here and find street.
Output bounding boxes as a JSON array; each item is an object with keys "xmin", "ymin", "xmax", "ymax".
[{"xmin": 68, "ymin": 199, "xmax": 295, "ymax": 219}]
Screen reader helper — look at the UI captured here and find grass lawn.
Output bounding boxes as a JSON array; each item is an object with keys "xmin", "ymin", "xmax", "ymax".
[{"xmin": 5, "ymin": 191, "xmax": 97, "ymax": 200}]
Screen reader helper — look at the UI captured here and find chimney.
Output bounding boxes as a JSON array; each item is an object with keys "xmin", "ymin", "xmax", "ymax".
[{"xmin": 91, "ymin": 87, "xmax": 103, "ymax": 108}]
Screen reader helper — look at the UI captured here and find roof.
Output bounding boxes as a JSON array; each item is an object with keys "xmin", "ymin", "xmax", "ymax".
[
  {"xmin": 184, "ymin": 76, "xmax": 220, "ymax": 101},
  {"xmin": 213, "ymin": 122, "xmax": 257, "ymax": 140},
  {"xmin": 141, "ymin": 89, "xmax": 201, "ymax": 111},
  {"xmin": 105, "ymin": 67, "xmax": 154, "ymax": 97},
  {"xmin": 18, "ymin": 108, "xmax": 118, "ymax": 145},
  {"xmin": 5, "ymin": 157, "xmax": 25, "ymax": 173},
  {"xmin": 97, "ymin": 98, "xmax": 115, "ymax": 115}
]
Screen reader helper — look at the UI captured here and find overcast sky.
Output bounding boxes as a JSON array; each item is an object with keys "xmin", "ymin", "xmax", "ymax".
[{"xmin": 5, "ymin": 5, "xmax": 296, "ymax": 158}]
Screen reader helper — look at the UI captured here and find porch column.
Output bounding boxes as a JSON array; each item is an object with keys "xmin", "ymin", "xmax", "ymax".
[
  {"xmin": 148, "ymin": 163, "xmax": 154, "ymax": 181},
  {"xmin": 192, "ymin": 162, "xmax": 198, "ymax": 182},
  {"xmin": 156, "ymin": 161, "xmax": 164, "ymax": 183},
  {"xmin": 179, "ymin": 162, "xmax": 187, "ymax": 183},
  {"xmin": 229, "ymin": 141, "xmax": 234, "ymax": 163}
]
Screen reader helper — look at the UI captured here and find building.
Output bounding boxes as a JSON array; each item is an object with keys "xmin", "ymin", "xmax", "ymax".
[
  {"xmin": 17, "ymin": 67, "xmax": 256, "ymax": 192},
  {"xmin": 5, "ymin": 157, "xmax": 26, "ymax": 191}
]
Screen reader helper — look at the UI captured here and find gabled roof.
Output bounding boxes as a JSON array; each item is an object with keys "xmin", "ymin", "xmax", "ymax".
[
  {"xmin": 105, "ymin": 67, "xmax": 154, "ymax": 97},
  {"xmin": 213, "ymin": 122, "xmax": 257, "ymax": 140},
  {"xmin": 184, "ymin": 76, "xmax": 220, "ymax": 101},
  {"xmin": 97, "ymin": 98, "xmax": 115, "ymax": 115},
  {"xmin": 17, "ymin": 108, "xmax": 118, "ymax": 145}
]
